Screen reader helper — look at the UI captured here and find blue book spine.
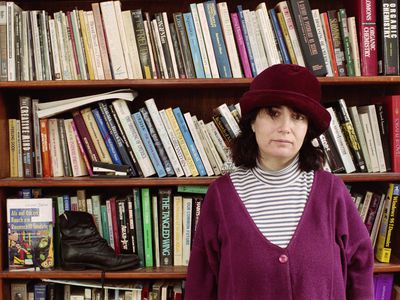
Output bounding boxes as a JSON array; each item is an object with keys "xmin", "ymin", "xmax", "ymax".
[
  {"xmin": 183, "ymin": 12, "xmax": 205, "ymax": 78},
  {"xmin": 92, "ymin": 108, "xmax": 123, "ymax": 165},
  {"xmin": 63, "ymin": 194, "xmax": 71, "ymax": 211},
  {"xmin": 204, "ymin": 0, "xmax": 232, "ymax": 78},
  {"xmin": 172, "ymin": 107, "xmax": 206, "ymax": 176},
  {"xmin": 132, "ymin": 112, "xmax": 167, "ymax": 178},
  {"xmin": 34, "ymin": 284, "xmax": 47, "ymax": 300},
  {"xmin": 236, "ymin": 5, "xmax": 257, "ymax": 76},
  {"xmin": 268, "ymin": 9, "xmax": 291, "ymax": 64}
]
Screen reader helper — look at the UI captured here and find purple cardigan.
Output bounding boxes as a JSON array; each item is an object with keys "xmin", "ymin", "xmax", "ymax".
[{"xmin": 185, "ymin": 171, "xmax": 374, "ymax": 299}]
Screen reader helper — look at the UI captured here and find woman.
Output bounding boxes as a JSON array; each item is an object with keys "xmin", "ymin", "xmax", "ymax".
[{"xmin": 185, "ymin": 64, "xmax": 374, "ymax": 299}]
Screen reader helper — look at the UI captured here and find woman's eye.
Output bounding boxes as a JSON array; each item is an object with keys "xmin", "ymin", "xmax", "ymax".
[{"xmin": 293, "ymin": 113, "xmax": 306, "ymax": 120}]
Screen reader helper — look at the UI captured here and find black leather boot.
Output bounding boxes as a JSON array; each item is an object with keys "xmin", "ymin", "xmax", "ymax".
[{"xmin": 59, "ymin": 211, "xmax": 139, "ymax": 271}]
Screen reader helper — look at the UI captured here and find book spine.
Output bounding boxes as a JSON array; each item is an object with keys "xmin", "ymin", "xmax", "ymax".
[
  {"xmin": 338, "ymin": 9, "xmax": 355, "ymax": 76},
  {"xmin": 320, "ymin": 12, "xmax": 339, "ymax": 76},
  {"xmin": 126, "ymin": 196, "xmax": 136, "ymax": 253},
  {"xmin": 364, "ymin": 192, "xmax": 382, "ymax": 233},
  {"xmin": 155, "ymin": 13, "xmax": 175, "ymax": 79},
  {"xmin": 105, "ymin": 199, "xmax": 116, "ymax": 250},
  {"xmin": 375, "ymin": 103, "xmax": 392, "ymax": 172},
  {"xmin": 169, "ymin": 23, "xmax": 186, "ymax": 79},
  {"xmin": 358, "ymin": 111, "xmax": 380, "ymax": 172},
  {"xmin": 32, "ymin": 100, "xmax": 43, "ymax": 177},
  {"xmin": 112, "ymin": 99, "xmax": 155, "ymax": 177},
  {"xmin": 204, "ymin": 1, "xmax": 232, "ymax": 78},
  {"xmin": 139, "ymin": 107, "xmax": 175, "ymax": 176},
  {"xmin": 327, "ymin": 10, "xmax": 346, "ymax": 76},
  {"xmin": 57, "ymin": 119, "xmax": 73, "ymax": 177},
  {"xmin": 143, "ymin": 11, "xmax": 160, "ymax": 79},
  {"xmin": 8, "ymin": 119, "xmax": 19, "ymax": 177},
  {"xmin": 158, "ymin": 188, "xmax": 173, "ymax": 266},
  {"xmin": 172, "ymin": 195, "xmax": 183, "ymax": 266},
  {"xmin": 133, "ymin": 111, "xmax": 167, "ymax": 178},
  {"xmin": 64, "ymin": 119, "xmax": 88, "ymax": 177},
  {"xmin": 381, "ymin": 0, "xmax": 399, "ymax": 75},
  {"xmin": 173, "ymin": 107, "xmax": 207, "ymax": 176},
  {"xmin": 183, "ymin": 12, "xmax": 205, "ymax": 78},
  {"xmin": 100, "ymin": 204, "xmax": 111, "ymax": 245},
  {"xmin": 132, "ymin": 188, "xmax": 145, "ymax": 267},
  {"xmin": 92, "ymin": 108, "xmax": 123, "ymax": 165},
  {"xmin": 268, "ymin": 8, "xmax": 291, "ymax": 64},
  {"xmin": 317, "ymin": 131, "xmax": 345, "ymax": 173},
  {"xmin": 289, "ymin": 0, "xmax": 327, "ymax": 76},
  {"xmin": 131, "ymin": 9, "xmax": 152, "ymax": 79},
  {"xmin": 347, "ymin": 16, "xmax": 362, "ymax": 76},
  {"xmin": 311, "ymin": 9, "xmax": 333, "ymax": 76},
  {"xmin": 39, "ymin": 119, "xmax": 51, "ymax": 177},
  {"xmin": 173, "ymin": 12, "xmax": 196, "ymax": 78},
  {"xmin": 141, "ymin": 188, "xmax": 154, "ymax": 267},
  {"xmin": 19, "ymin": 96, "xmax": 34, "ymax": 177},
  {"xmin": 230, "ymin": 12, "xmax": 252, "ymax": 78},
  {"xmin": 70, "ymin": 119, "xmax": 93, "ymax": 176},
  {"xmin": 116, "ymin": 198, "xmax": 131, "ymax": 254},
  {"xmin": 182, "ymin": 196, "xmax": 193, "ymax": 266},
  {"xmin": 0, "ymin": 2, "xmax": 7, "ymax": 81}
]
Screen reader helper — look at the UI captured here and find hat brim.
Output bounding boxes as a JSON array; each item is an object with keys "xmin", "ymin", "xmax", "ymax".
[{"xmin": 239, "ymin": 89, "xmax": 331, "ymax": 137}]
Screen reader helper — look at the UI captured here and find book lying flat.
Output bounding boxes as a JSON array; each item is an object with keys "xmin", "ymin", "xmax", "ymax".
[{"xmin": 37, "ymin": 89, "xmax": 138, "ymax": 118}]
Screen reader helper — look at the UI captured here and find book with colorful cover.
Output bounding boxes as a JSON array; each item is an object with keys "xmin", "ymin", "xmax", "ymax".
[{"xmin": 7, "ymin": 198, "xmax": 54, "ymax": 271}]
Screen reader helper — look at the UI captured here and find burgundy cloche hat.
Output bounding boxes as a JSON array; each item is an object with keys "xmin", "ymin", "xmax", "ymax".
[{"xmin": 239, "ymin": 64, "xmax": 331, "ymax": 137}]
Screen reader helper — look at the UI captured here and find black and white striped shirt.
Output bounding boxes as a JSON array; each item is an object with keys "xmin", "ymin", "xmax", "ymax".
[{"xmin": 230, "ymin": 156, "xmax": 314, "ymax": 248}]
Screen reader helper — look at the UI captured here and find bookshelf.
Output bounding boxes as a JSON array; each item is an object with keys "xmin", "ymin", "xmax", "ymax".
[{"xmin": 1, "ymin": 0, "xmax": 400, "ymax": 298}]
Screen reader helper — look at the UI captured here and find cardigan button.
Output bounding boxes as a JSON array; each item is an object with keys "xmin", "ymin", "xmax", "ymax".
[{"xmin": 279, "ymin": 254, "xmax": 288, "ymax": 263}]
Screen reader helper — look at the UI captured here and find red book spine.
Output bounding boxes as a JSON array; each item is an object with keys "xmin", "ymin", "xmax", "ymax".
[
  {"xmin": 230, "ymin": 12, "xmax": 252, "ymax": 78},
  {"xmin": 109, "ymin": 196, "xmax": 121, "ymax": 255},
  {"xmin": 70, "ymin": 119, "xmax": 93, "ymax": 176},
  {"xmin": 40, "ymin": 119, "xmax": 52, "ymax": 177},
  {"xmin": 354, "ymin": 0, "xmax": 378, "ymax": 75}
]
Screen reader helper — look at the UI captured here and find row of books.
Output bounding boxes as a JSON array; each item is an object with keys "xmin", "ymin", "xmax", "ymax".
[
  {"xmin": 7, "ymin": 185, "xmax": 206, "ymax": 271},
  {"xmin": 11, "ymin": 279, "xmax": 184, "ymax": 300},
  {"xmin": 9, "ymin": 90, "xmax": 233, "ymax": 178},
  {"xmin": 315, "ymin": 95, "xmax": 400, "ymax": 174},
  {"xmin": 349, "ymin": 182, "xmax": 400, "ymax": 264},
  {"xmin": 2, "ymin": 0, "xmax": 397, "ymax": 82}
]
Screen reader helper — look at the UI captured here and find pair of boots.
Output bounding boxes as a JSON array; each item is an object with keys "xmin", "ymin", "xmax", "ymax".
[{"xmin": 59, "ymin": 211, "xmax": 139, "ymax": 271}]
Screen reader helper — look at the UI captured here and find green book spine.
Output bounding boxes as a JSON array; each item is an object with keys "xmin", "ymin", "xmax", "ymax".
[
  {"xmin": 141, "ymin": 188, "xmax": 153, "ymax": 267},
  {"xmin": 133, "ymin": 188, "xmax": 145, "ymax": 267},
  {"xmin": 338, "ymin": 9, "xmax": 355, "ymax": 76},
  {"xmin": 177, "ymin": 185, "xmax": 208, "ymax": 194},
  {"xmin": 100, "ymin": 205, "xmax": 110, "ymax": 245}
]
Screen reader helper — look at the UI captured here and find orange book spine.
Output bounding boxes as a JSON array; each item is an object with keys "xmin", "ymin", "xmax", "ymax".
[{"xmin": 40, "ymin": 119, "xmax": 52, "ymax": 177}]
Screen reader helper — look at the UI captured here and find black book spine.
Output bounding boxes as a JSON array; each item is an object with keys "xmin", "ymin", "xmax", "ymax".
[
  {"xmin": 144, "ymin": 11, "xmax": 161, "ymax": 79},
  {"xmin": 169, "ymin": 22, "xmax": 186, "ymax": 78},
  {"xmin": 289, "ymin": 0, "xmax": 327, "ymax": 76},
  {"xmin": 328, "ymin": 10, "xmax": 346, "ymax": 76},
  {"xmin": 116, "ymin": 198, "xmax": 132, "ymax": 254},
  {"xmin": 381, "ymin": 0, "xmax": 399, "ymax": 75},
  {"xmin": 318, "ymin": 131, "xmax": 346, "ymax": 173},
  {"xmin": 158, "ymin": 188, "xmax": 172, "ymax": 266},
  {"xmin": 155, "ymin": 13, "xmax": 174, "ymax": 78}
]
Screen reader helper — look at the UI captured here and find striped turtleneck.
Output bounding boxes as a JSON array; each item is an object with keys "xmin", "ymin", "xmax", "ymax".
[{"xmin": 230, "ymin": 155, "xmax": 314, "ymax": 248}]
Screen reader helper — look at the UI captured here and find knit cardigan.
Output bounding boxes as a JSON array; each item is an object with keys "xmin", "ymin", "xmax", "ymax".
[{"xmin": 185, "ymin": 170, "xmax": 374, "ymax": 300}]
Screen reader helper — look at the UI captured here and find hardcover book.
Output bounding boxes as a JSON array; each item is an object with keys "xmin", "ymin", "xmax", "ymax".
[{"xmin": 7, "ymin": 198, "xmax": 54, "ymax": 271}]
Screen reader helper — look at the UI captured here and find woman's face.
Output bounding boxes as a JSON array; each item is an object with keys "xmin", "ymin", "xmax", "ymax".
[{"xmin": 251, "ymin": 105, "xmax": 308, "ymax": 170}]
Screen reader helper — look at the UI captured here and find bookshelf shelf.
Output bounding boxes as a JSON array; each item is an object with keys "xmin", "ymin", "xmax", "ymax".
[
  {"xmin": 374, "ymin": 258, "xmax": 400, "ymax": 273},
  {"xmin": 1, "ymin": 77, "xmax": 400, "ymax": 90},
  {"xmin": 0, "ymin": 266, "xmax": 187, "ymax": 280},
  {"xmin": 0, "ymin": 173, "xmax": 398, "ymax": 187}
]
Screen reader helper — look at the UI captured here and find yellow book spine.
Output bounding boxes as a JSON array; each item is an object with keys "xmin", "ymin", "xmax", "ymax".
[
  {"xmin": 375, "ymin": 183, "xmax": 394, "ymax": 262},
  {"xmin": 80, "ymin": 107, "xmax": 112, "ymax": 163},
  {"xmin": 165, "ymin": 108, "xmax": 198, "ymax": 176},
  {"xmin": 8, "ymin": 119, "xmax": 19, "ymax": 177},
  {"xmin": 78, "ymin": 10, "xmax": 95, "ymax": 80},
  {"xmin": 277, "ymin": 12, "xmax": 297, "ymax": 65}
]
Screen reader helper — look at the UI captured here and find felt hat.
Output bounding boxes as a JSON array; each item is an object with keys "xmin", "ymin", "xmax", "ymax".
[{"xmin": 239, "ymin": 64, "xmax": 331, "ymax": 137}]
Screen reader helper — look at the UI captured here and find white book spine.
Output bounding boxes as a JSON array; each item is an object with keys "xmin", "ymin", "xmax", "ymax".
[
  {"xmin": 6, "ymin": 2, "xmax": 17, "ymax": 81},
  {"xmin": 106, "ymin": 200, "xmax": 115, "ymax": 250},
  {"xmin": 327, "ymin": 107, "xmax": 356, "ymax": 173},
  {"xmin": 64, "ymin": 119, "xmax": 88, "ymax": 177},
  {"xmin": 275, "ymin": 1, "xmax": 305, "ymax": 66},
  {"xmin": 48, "ymin": 119, "xmax": 64, "ymax": 177},
  {"xmin": 71, "ymin": 10, "xmax": 88, "ymax": 80},
  {"xmin": 21, "ymin": 11, "xmax": 29, "ymax": 81},
  {"xmin": 81, "ymin": 11, "xmax": 98, "ymax": 80},
  {"xmin": 182, "ymin": 197, "xmax": 193, "ymax": 266},
  {"xmin": 143, "ymin": 20, "xmax": 157, "ymax": 79},
  {"xmin": 100, "ymin": 1, "xmax": 128, "ymax": 79},
  {"xmin": 256, "ymin": 3, "xmax": 281, "ymax": 66},
  {"xmin": 48, "ymin": 18, "xmax": 62, "ymax": 80},
  {"xmin": 360, "ymin": 191, "xmax": 373, "ymax": 222},
  {"xmin": 244, "ymin": 9, "xmax": 266, "ymax": 74},
  {"xmin": 62, "ymin": 12, "xmax": 78, "ymax": 80},
  {"xmin": 347, "ymin": 16, "xmax": 361, "ymax": 76},
  {"xmin": 30, "ymin": 11, "xmax": 43, "ymax": 80},
  {"xmin": 159, "ymin": 109, "xmax": 192, "ymax": 177},
  {"xmin": 86, "ymin": 11, "xmax": 105, "ymax": 80},
  {"xmin": 162, "ymin": 12, "xmax": 179, "ymax": 79},
  {"xmin": 311, "ymin": 9, "xmax": 333, "ymax": 77},
  {"xmin": 112, "ymin": 99, "xmax": 155, "ymax": 177},
  {"xmin": 56, "ymin": 12, "xmax": 73, "ymax": 80},
  {"xmin": 122, "ymin": 10, "xmax": 143, "ymax": 79},
  {"xmin": 358, "ymin": 112, "xmax": 380, "ymax": 172},
  {"xmin": 348, "ymin": 106, "xmax": 372, "ymax": 172},
  {"xmin": 184, "ymin": 112, "xmax": 214, "ymax": 176},
  {"xmin": 144, "ymin": 98, "xmax": 184, "ymax": 177},
  {"xmin": 151, "ymin": 19, "xmax": 169, "ymax": 79},
  {"xmin": 363, "ymin": 105, "xmax": 387, "ymax": 172},
  {"xmin": 195, "ymin": 117, "xmax": 221, "ymax": 175},
  {"xmin": 217, "ymin": 103, "xmax": 241, "ymax": 137},
  {"xmin": 199, "ymin": 119, "xmax": 223, "ymax": 173},
  {"xmin": 197, "ymin": 2, "xmax": 219, "ymax": 78},
  {"xmin": 190, "ymin": 3, "xmax": 212, "ymax": 78},
  {"xmin": 217, "ymin": 2, "xmax": 242, "ymax": 78},
  {"xmin": 206, "ymin": 121, "xmax": 229, "ymax": 162}
]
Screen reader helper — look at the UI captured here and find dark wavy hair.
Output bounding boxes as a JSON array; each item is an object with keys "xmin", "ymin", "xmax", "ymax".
[{"xmin": 230, "ymin": 107, "xmax": 325, "ymax": 172}]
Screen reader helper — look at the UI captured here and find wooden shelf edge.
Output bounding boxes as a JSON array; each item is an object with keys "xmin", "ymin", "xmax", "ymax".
[
  {"xmin": 374, "ymin": 259, "xmax": 400, "ymax": 273},
  {"xmin": 0, "ymin": 266, "xmax": 188, "ymax": 279},
  {"xmin": 1, "ymin": 76, "xmax": 400, "ymax": 89},
  {"xmin": 0, "ymin": 172, "xmax": 398, "ymax": 187}
]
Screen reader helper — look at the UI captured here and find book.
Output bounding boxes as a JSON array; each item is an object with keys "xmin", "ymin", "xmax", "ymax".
[
  {"xmin": 327, "ymin": 10, "xmax": 346, "ymax": 76},
  {"xmin": 173, "ymin": 195, "xmax": 183, "ymax": 266},
  {"xmin": 182, "ymin": 196, "xmax": 193, "ymax": 266},
  {"xmin": 37, "ymin": 89, "xmax": 138, "ymax": 119},
  {"xmin": 158, "ymin": 188, "xmax": 173, "ymax": 266},
  {"xmin": 19, "ymin": 96, "xmax": 34, "ymax": 178},
  {"xmin": 374, "ymin": 273, "xmax": 394, "ymax": 300},
  {"xmin": 7, "ymin": 198, "xmax": 54, "ymax": 271}
]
